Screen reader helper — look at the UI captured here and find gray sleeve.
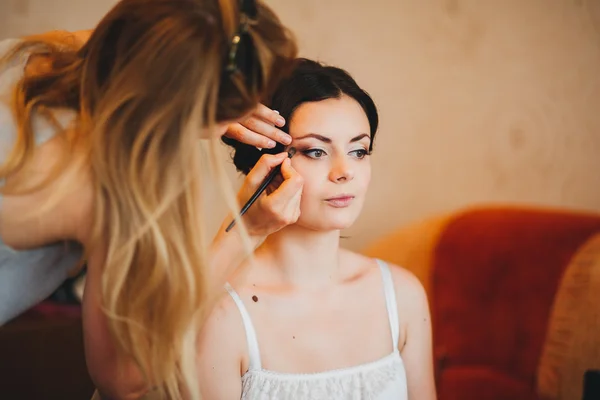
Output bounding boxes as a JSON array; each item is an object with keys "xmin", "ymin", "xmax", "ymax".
[{"xmin": 0, "ymin": 241, "xmax": 83, "ymax": 325}]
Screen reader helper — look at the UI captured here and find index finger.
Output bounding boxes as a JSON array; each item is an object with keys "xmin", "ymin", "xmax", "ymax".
[
  {"xmin": 254, "ymin": 104, "xmax": 286, "ymax": 127},
  {"xmin": 245, "ymin": 153, "xmax": 288, "ymax": 190}
]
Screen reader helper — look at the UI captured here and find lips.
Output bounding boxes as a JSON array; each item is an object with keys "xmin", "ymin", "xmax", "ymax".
[{"xmin": 325, "ymin": 195, "xmax": 355, "ymax": 208}]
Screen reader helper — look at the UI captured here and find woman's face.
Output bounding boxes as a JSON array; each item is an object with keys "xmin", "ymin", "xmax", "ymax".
[{"xmin": 288, "ymin": 95, "xmax": 372, "ymax": 232}]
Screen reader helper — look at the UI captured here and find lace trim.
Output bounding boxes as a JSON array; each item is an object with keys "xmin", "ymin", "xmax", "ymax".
[{"xmin": 241, "ymin": 352, "xmax": 405, "ymax": 400}]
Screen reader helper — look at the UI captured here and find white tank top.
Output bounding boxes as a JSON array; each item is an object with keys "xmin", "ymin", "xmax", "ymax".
[{"xmin": 225, "ymin": 259, "xmax": 408, "ymax": 400}]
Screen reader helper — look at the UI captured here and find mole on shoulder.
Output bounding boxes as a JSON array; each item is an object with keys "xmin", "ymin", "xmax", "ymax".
[{"xmin": 252, "ymin": 295, "xmax": 258, "ymax": 303}]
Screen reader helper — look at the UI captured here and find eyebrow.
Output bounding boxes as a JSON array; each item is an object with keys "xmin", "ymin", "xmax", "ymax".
[{"xmin": 294, "ymin": 133, "xmax": 371, "ymax": 143}]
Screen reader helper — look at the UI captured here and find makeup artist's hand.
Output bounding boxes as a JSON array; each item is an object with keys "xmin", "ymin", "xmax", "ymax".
[
  {"xmin": 236, "ymin": 153, "xmax": 303, "ymax": 237},
  {"xmin": 209, "ymin": 153, "xmax": 301, "ymax": 285},
  {"xmin": 224, "ymin": 104, "xmax": 292, "ymax": 149}
]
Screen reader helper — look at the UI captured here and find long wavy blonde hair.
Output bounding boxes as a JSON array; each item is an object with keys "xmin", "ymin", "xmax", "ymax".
[{"xmin": 0, "ymin": 0, "xmax": 296, "ymax": 398}]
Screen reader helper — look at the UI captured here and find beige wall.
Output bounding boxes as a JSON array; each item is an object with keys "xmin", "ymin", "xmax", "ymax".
[{"xmin": 2, "ymin": 0, "xmax": 599, "ymax": 250}]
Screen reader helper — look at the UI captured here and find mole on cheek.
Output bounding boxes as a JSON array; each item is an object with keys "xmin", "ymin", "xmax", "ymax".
[{"xmin": 252, "ymin": 295, "xmax": 258, "ymax": 303}]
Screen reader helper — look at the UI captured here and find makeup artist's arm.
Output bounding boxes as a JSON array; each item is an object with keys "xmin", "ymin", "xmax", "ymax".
[
  {"xmin": 393, "ymin": 267, "xmax": 437, "ymax": 400},
  {"xmin": 208, "ymin": 153, "xmax": 303, "ymax": 286}
]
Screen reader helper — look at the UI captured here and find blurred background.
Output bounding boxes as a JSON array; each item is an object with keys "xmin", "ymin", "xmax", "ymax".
[{"xmin": 2, "ymin": 0, "xmax": 598, "ymax": 250}]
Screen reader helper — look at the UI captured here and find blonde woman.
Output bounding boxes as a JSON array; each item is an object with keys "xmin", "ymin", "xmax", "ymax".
[{"xmin": 0, "ymin": 0, "xmax": 301, "ymax": 398}]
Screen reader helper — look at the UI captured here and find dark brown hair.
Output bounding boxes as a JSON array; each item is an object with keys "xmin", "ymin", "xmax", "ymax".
[{"xmin": 223, "ymin": 58, "xmax": 378, "ymax": 174}]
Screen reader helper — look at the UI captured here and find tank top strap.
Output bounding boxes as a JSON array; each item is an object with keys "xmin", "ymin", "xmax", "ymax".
[
  {"xmin": 224, "ymin": 282, "xmax": 263, "ymax": 370},
  {"xmin": 377, "ymin": 260, "xmax": 400, "ymax": 351}
]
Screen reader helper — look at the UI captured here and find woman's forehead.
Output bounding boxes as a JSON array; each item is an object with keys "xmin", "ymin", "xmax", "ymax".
[{"xmin": 288, "ymin": 96, "xmax": 370, "ymax": 140}]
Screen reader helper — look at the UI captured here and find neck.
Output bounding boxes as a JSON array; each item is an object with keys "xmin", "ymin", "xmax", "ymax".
[{"xmin": 258, "ymin": 224, "xmax": 341, "ymax": 289}]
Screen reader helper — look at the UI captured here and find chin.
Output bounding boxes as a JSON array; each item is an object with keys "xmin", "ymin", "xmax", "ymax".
[
  {"xmin": 294, "ymin": 202, "xmax": 364, "ymax": 232},
  {"xmin": 296, "ymin": 215, "xmax": 359, "ymax": 232}
]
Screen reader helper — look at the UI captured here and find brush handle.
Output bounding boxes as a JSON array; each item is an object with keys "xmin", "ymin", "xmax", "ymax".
[
  {"xmin": 225, "ymin": 165, "xmax": 281, "ymax": 232},
  {"xmin": 225, "ymin": 147, "xmax": 296, "ymax": 233}
]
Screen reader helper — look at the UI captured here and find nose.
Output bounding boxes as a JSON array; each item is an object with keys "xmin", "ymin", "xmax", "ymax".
[{"xmin": 328, "ymin": 156, "xmax": 355, "ymax": 183}]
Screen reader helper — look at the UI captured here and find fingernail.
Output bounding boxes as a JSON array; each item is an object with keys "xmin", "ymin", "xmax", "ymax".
[
  {"xmin": 281, "ymin": 135, "xmax": 292, "ymax": 145},
  {"xmin": 276, "ymin": 116, "xmax": 285, "ymax": 127},
  {"xmin": 266, "ymin": 140, "xmax": 276, "ymax": 148}
]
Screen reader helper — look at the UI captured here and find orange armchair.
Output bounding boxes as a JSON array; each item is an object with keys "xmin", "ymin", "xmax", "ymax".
[{"xmin": 363, "ymin": 205, "xmax": 600, "ymax": 400}]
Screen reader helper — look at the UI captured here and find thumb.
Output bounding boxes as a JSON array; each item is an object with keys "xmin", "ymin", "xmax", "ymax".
[{"xmin": 244, "ymin": 153, "xmax": 288, "ymax": 190}]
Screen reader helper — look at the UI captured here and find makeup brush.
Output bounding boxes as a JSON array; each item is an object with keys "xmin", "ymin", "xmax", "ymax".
[{"xmin": 225, "ymin": 147, "xmax": 297, "ymax": 232}]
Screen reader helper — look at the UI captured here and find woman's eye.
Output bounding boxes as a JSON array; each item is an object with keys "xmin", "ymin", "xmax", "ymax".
[
  {"xmin": 303, "ymin": 149, "xmax": 326, "ymax": 159},
  {"xmin": 351, "ymin": 149, "xmax": 369, "ymax": 159}
]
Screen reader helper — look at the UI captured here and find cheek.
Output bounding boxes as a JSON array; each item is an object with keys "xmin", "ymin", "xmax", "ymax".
[
  {"xmin": 361, "ymin": 164, "xmax": 372, "ymax": 189},
  {"xmin": 297, "ymin": 172, "xmax": 322, "ymax": 203},
  {"xmin": 291, "ymin": 160, "xmax": 326, "ymax": 207},
  {"xmin": 354, "ymin": 161, "xmax": 372, "ymax": 195},
  {"xmin": 291, "ymin": 158, "xmax": 327, "ymax": 187}
]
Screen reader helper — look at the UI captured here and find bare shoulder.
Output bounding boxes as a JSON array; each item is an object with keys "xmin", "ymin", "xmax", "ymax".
[
  {"xmin": 386, "ymin": 261, "xmax": 427, "ymax": 303},
  {"xmin": 197, "ymin": 289, "xmax": 247, "ymax": 371},
  {"xmin": 1, "ymin": 133, "xmax": 93, "ymax": 249},
  {"xmin": 374, "ymin": 260, "xmax": 431, "ymax": 352},
  {"xmin": 197, "ymin": 289, "xmax": 246, "ymax": 398},
  {"xmin": 339, "ymin": 250, "xmax": 425, "ymax": 295},
  {"xmin": 384, "ymin": 261, "xmax": 437, "ymax": 398},
  {"xmin": 384, "ymin": 261, "xmax": 430, "ymax": 332},
  {"xmin": 338, "ymin": 250, "xmax": 426, "ymax": 296},
  {"xmin": 340, "ymin": 251, "xmax": 430, "ymax": 331},
  {"xmin": 200, "ymin": 290, "xmax": 247, "ymax": 348}
]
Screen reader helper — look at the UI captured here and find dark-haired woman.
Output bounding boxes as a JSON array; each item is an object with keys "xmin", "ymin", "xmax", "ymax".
[{"xmin": 198, "ymin": 59, "xmax": 436, "ymax": 400}]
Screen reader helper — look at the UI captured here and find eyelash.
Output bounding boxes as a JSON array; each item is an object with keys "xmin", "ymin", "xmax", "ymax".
[{"xmin": 301, "ymin": 148, "xmax": 370, "ymax": 160}]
